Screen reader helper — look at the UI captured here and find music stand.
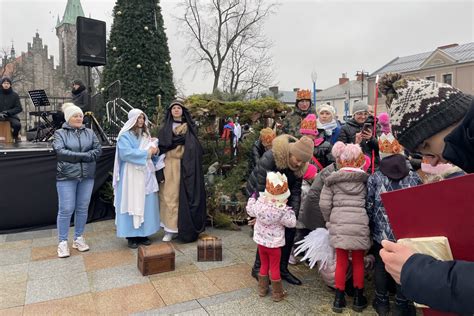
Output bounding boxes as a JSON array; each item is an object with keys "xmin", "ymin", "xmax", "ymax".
[{"xmin": 28, "ymin": 90, "xmax": 55, "ymax": 142}]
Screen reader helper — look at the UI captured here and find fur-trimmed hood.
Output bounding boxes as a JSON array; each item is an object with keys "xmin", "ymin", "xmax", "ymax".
[{"xmin": 272, "ymin": 134, "xmax": 308, "ymax": 178}]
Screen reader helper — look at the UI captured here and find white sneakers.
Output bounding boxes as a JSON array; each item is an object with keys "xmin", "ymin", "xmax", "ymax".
[
  {"xmin": 72, "ymin": 236, "xmax": 90, "ymax": 252},
  {"xmin": 58, "ymin": 236, "xmax": 90, "ymax": 258},
  {"xmin": 57, "ymin": 240, "xmax": 70, "ymax": 258},
  {"xmin": 162, "ymin": 233, "xmax": 175, "ymax": 242}
]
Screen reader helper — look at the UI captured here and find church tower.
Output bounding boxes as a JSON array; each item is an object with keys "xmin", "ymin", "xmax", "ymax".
[{"xmin": 56, "ymin": 0, "xmax": 88, "ymax": 87}]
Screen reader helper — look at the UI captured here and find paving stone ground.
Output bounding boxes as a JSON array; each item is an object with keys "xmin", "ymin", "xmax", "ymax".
[{"xmin": 0, "ymin": 220, "xmax": 419, "ymax": 315}]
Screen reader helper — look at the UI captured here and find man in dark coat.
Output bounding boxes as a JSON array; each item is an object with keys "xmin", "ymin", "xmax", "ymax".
[
  {"xmin": 71, "ymin": 79, "xmax": 90, "ymax": 112},
  {"xmin": 0, "ymin": 77, "xmax": 22, "ymax": 142},
  {"xmin": 246, "ymin": 134, "xmax": 314, "ymax": 285},
  {"xmin": 338, "ymin": 100, "xmax": 379, "ymax": 167},
  {"xmin": 378, "ymin": 73, "xmax": 474, "ymax": 314}
]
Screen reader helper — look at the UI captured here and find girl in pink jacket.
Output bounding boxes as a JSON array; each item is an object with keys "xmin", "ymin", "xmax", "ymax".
[{"xmin": 246, "ymin": 171, "xmax": 296, "ymax": 302}]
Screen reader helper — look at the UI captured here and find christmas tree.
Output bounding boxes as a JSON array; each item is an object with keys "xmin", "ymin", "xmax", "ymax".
[{"xmin": 102, "ymin": 0, "xmax": 176, "ymax": 117}]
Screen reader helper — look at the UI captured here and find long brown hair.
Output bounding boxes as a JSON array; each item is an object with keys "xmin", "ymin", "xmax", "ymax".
[{"xmin": 131, "ymin": 114, "xmax": 150, "ymax": 137}]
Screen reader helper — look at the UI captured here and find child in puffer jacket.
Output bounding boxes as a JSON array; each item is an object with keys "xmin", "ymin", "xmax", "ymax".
[
  {"xmin": 320, "ymin": 142, "xmax": 370, "ymax": 313},
  {"xmin": 366, "ymin": 133, "xmax": 423, "ymax": 316},
  {"xmin": 246, "ymin": 171, "xmax": 296, "ymax": 302}
]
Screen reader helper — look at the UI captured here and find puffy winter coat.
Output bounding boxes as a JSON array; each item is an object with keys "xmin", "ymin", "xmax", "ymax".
[
  {"xmin": 320, "ymin": 170, "xmax": 370, "ymax": 250},
  {"xmin": 299, "ymin": 163, "xmax": 336, "ymax": 230},
  {"xmin": 250, "ymin": 139, "xmax": 266, "ymax": 172},
  {"xmin": 246, "ymin": 135, "xmax": 305, "ymax": 216},
  {"xmin": 312, "ymin": 139, "xmax": 334, "ymax": 169},
  {"xmin": 52, "ymin": 123, "xmax": 102, "ymax": 180},
  {"xmin": 246, "ymin": 196, "xmax": 297, "ymax": 248}
]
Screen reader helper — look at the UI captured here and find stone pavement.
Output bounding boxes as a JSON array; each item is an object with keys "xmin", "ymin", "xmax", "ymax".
[{"xmin": 0, "ymin": 220, "xmax": 385, "ymax": 315}]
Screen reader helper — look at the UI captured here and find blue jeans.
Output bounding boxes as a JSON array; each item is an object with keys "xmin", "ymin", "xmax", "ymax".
[{"xmin": 56, "ymin": 178, "xmax": 94, "ymax": 242}]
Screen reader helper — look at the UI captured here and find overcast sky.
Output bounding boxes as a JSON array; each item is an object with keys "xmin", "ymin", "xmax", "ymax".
[{"xmin": 1, "ymin": 0, "xmax": 473, "ymax": 94}]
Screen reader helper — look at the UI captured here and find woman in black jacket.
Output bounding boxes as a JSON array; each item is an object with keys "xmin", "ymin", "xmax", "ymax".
[
  {"xmin": 52, "ymin": 103, "xmax": 102, "ymax": 258},
  {"xmin": 246, "ymin": 134, "xmax": 313, "ymax": 285}
]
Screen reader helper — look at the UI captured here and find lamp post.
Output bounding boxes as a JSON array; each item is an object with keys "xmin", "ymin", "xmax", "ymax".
[
  {"xmin": 356, "ymin": 70, "xmax": 369, "ymax": 100},
  {"xmin": 311, "ymin": 70, "xmax": 317, "ymax": 113}
]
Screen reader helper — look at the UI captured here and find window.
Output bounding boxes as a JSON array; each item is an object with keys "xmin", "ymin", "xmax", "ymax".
[
  {"xmin": 426, "ymin": 76, "xmax": 436, "ymax": 81},
  {"xmin": 443, "ymin": 74, "xmax": 452, "ymax": 85}
]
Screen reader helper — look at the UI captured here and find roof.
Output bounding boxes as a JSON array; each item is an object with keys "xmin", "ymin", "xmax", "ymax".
[
  {"xmin": 278, "ymin": 90, "xmax": 297, "ymax": 104},
  {"xmin": 371, "ymin": 42, "xmax": 474, "ymax": 76},
  {"xmin": 57, "ymin": 0, "xmax": 85, "ymax": 28},
  {"xmin": 316, "ymin": 80, "xmax": 368, "ymax": 101}
]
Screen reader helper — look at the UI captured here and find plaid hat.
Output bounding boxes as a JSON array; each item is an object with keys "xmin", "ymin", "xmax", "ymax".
[
  {"xmin": 379, "ymin": 73, "xmax": 472, "ymax": 151},
  {"xmin": 289, "ymin": 136, "xmax": 314, "ymax": 162},
  {"xmin": 300, "ymin": 114, "xmax": 318, "ymax": 136},
  {"xmin": 259, "ymin": 128, "xmax": 276, "ymax": 147},
  {"xmin": 352, "ymin": 101, "xmax": 369, "ymax": 115}
]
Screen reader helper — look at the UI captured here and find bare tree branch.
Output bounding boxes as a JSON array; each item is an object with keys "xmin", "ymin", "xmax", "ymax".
[{"xmin": 176, "ymin": 0, "xmax": 277, "ymax": 94}]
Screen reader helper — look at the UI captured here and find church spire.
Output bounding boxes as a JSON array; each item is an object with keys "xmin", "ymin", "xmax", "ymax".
[
  {"xmin": 57, "ymin": 0, "xmax": 85, "ymax": 28},
  {"xmin": 10, "ymin": 41, "xmax": 16, "ymax": 60}
]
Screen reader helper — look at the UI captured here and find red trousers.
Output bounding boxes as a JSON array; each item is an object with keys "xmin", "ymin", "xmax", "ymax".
[
  {"xmin": 335, "ymin": 248, "xmax": 365, "ymax": 290},
  {"xmin": 258, "ymin": 245, "xmax": 281, "ymax": 281}
]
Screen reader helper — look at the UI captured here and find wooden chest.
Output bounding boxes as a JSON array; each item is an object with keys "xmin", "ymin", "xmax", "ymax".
[
  {"xmin": 0, "ymin": 121, "xmax": 12, "ymax": 143},
  {"xmin": 197, "ymin": 236, "xmax": 223, "ymax": 262},
  {"xmin": 137, "ymin": 243, "xmax": 175, "ymax": 276}
]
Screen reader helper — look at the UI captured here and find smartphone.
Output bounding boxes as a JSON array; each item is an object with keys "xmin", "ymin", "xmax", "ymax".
[{"xmin": 362, "ymin": 123, "xmax": 372, "ymax": 133}]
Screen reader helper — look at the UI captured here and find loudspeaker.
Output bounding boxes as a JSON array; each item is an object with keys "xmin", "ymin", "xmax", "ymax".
[{"xmin": 76, "ymin": 16, "xmax": 106, "ymax": 67}]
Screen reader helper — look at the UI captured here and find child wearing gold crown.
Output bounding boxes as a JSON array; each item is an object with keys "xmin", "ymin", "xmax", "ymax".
[
  {"xmin": 246, "ymin": 171, "xmax": 297, "ymax": 302},
  {"xmin": 366, "ymin": 133, "xmax": 423, "ymax": 315},
  {"xmin": 319, "ymin": 142, "xmax": 370, "ymax": 313}
]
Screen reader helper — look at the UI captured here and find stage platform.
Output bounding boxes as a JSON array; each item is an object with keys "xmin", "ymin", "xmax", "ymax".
[{"xmin": 0, "ymin": 141, "xmax": 116, "ymax": 234}]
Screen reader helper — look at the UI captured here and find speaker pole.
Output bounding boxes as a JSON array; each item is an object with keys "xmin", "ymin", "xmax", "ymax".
[{"xmin": 87, "ymin": 66, "xmax": 92, "ymax": 95}]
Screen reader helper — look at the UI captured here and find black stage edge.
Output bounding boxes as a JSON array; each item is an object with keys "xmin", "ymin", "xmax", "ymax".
[{"xmin": 0, "ymin": 142, "xmax": 116, "ymax": 234}]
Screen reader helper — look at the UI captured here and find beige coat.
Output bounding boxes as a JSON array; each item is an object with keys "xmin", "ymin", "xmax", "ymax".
[
  {"xmin": 319, "ymin": 170, "xmax": 370, "ymax": 250},
  {"xmin": 159, "ymin": 124, "xmax": 187, "ymax": 231}
]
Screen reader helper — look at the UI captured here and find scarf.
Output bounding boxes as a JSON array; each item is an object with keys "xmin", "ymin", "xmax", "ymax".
[{"xmin": 317, "ymin": 118, "xmax": 338, "ymax": 136}]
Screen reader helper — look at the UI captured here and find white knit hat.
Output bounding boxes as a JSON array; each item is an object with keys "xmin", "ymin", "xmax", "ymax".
[
  {"xmin": 62, "ymin": 102, "xmax": 83, "ymax": 122},
  {"xmin": 317, "ymin": 104, "xmax": 336, "ymax": 116}
]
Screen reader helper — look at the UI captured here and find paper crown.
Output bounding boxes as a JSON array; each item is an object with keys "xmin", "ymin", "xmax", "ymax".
[
  {"xmin": 259, "ymin": 128, "xmax": 276, "ymax": 146},
  {"xmin": 263, "ymin": 172, "xmax": 290, "ymax": 202},
  {"xmin": 340, "ymin": 153, "xmax": 366, "ymax": 169},
  {"xmin": 296, "ymin": 89, "xmax": 311, "ymax": 100},
  {"xmin": 378, "ymin": 133, "xmax": 403, "ymax": 155},
  {"xmin": 300, "ymin": 114, "xmax": 317, "ymax": 136}
]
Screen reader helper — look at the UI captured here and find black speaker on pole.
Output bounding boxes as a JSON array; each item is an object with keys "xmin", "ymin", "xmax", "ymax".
[{"xmin": 76, "ymin": 16, "xmax": 106, "ymax": 67}]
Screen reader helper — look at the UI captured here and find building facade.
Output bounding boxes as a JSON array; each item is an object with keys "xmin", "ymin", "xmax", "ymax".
[{"xmin": 368, "ymin": 43, "xmax": 474, "ymax": 113}]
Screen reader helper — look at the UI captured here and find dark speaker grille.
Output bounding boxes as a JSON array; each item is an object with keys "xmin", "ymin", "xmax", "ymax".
[{"xmin": 76, "ymin": 17, "xmax": 106, "ymax": 67}]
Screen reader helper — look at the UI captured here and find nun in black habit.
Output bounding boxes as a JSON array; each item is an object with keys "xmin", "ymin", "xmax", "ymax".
[{"xmin": 157, "ymin": 100, "xmax": 206, "ymax": 243}]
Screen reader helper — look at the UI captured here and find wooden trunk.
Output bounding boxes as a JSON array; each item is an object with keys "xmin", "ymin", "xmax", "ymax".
[
  {"xmin": 137, "ymin": 243, "xmax": 175, "ymax": 276},
  {"xmin": 0, "ymin": 121, "xmax": 12, "ymax": 143},
  {"xmin": 197, "ymin": 236, "xmax": 223, "ymax": 262}
]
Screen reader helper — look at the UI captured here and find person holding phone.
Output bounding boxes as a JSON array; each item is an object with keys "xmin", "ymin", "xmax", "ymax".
[{"xmin": 337, "ymin": 101, "xmax": 380, "ymax": 168}]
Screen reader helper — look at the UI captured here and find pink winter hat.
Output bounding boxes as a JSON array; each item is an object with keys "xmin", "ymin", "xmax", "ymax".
[
  {"xmin": 303, "ymin": 164, "xmax": 317, "ymax": 180},
  {"xmin": 300, "ymin": 114, "xmax": 318, "ymax": 136},
  {"xmin": 378, "ymin": 112, "xmax": 391, "ymax": 134}
]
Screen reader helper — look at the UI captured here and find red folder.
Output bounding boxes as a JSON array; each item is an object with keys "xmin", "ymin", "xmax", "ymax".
[
  {"xmin": 382, "ymin": 173, "xmax": 474, "ymax": 261},
  {"xmin": 381, "ymin": 174, "xmax": 474, "ymax": 316}
]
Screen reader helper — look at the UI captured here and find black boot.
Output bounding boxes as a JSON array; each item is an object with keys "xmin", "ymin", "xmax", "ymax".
[
  {"xmin": 392, "ymin": 297, "xmax": 416, "ymax": 316},
  {"xmin": 251, "ymin": 249, "xmax": 261, "ymax": 280},
  {"xmin": 280, "ymin": 228, "xmax": 302, "ymax": 285},
  {"xmin": 372, "ymin": 292, "xmax": 390, "ymax": 316},
  {"xmin": 352, "ymin": 287, "xmax": 368, "ymax": 312},
  {"xmin": 332, "ymin": 289, "xmax": 346, "ymax": 313},
  {"xmin": 138, "ymin": 236, "xmax": 152, "ymax": 246},
  {"xmin": 127, "ymin": 237, "xmax": 138, "ymax": 249}
]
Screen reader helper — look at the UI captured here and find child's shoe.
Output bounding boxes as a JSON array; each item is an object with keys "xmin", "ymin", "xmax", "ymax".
[
  {"xmin": 257, "ymin": 274, "xmax": 269, "ymax": 297},
  {"xmin": 332, "ymin": 289, "xmax": 346, "ymax": 313},
  {"xmin": 352, "ymin": 287, "xmax": 368, "ymax": 312},
  {"xmin": 271, "ymin": 279, "xmax": 286, "ymax": 302}
]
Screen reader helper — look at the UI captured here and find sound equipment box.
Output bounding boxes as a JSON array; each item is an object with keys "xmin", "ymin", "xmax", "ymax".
[{"xmin": 76, "ymin": 16, "xmax": 106, "ymax": 67}]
